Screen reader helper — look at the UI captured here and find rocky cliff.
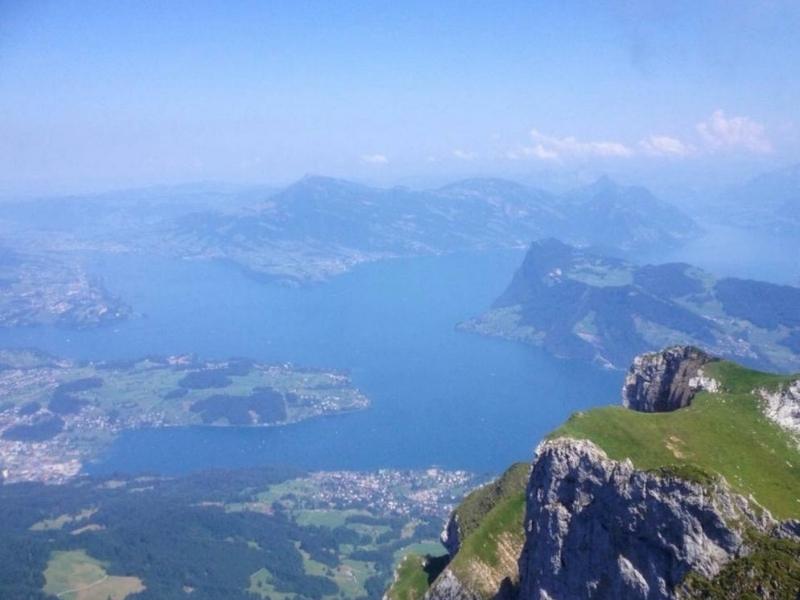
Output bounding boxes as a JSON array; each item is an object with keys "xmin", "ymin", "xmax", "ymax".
[
  {"xmin": 622, "ymin": 346, "xmax": 718, "ymax": 412},
  {"xmin": 518, "ymin": 438, "xmax": 771, "ymax": 600},
  {"xmin": 760, "ymin": 379, "xmax": 800, "ymax": 434},
  {"xmin": 388, "ymin": 346, "xmax": 800, "ymax": 600}
]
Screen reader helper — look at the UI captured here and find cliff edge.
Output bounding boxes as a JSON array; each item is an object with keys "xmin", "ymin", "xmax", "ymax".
[
  {"xmin": 387, "ymin": 346, "xmax": 800, "ymax": 600},
  {"xmin": 622, "ymin": 345, "xmax": 718, "ymax": 412}
]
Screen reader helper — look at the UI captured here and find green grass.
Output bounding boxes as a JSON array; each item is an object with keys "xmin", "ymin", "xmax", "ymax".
[
  {"xmin": 43, "ymin": 549, "xmax": 144, "ymax": 600},
  {"xmin": 335, "ymin": 559, "xmax": 375, "ymax": 598},
  {"xmin": 386, "ymin": 554, "xmax": 450, "ymax": 600},
  {"xmin": 248, "ymin": 568, "xmax": 293, "ymax": 600},
  {"xmin": 293, "ymin": 508, "xmax": 371, "ymax": 528},
  {"xmin": 453, "ymin": 462, "xmax": 529, "ymax": 541},
  {"xmin": 443, "ymin": 465, "xmax": 529, "ymax": 597},
  {"xmin": 385, "ymin": 554, "xmax": 431, "ymax": 600},
  {"xmin": 551, "ymin": 361, "xmax": 800, "ymax": 519},
  {"xmin": 393, "ymin": 542, "xmax": 447, "ymax": 563},
  {"xmin": 451, "ymin": 491, "xmax": 526, "ymax": 571},
  {"xmin": 30, "ymin": 508, "xmax": 96, "ymax": 532},
  {"xmin": 389, "ymin": 464, "xmax": 529, "ymax": 600},
  {"xmin": 390, "ymin": 359, "xmax": 800, "ymax": 599},
  {"xmin": 680, "ymin": 533, "xmax": 800, "ymax": 598}
]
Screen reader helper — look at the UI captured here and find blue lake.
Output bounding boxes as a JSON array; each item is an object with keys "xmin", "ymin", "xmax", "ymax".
[{"xmin": 0, "ymin": 250, "xmax": 620, "ymax": 475}]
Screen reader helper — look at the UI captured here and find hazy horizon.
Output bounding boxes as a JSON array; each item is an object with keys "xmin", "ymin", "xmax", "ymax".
[{"xmin": 2, "ymin": 1, "xmax": 799, "ymax": 195}]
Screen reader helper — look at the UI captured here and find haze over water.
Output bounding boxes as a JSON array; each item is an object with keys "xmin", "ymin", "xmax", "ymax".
[{"xmin": 0, "ymin": 250, "xmax": 620, "ymax": 475}]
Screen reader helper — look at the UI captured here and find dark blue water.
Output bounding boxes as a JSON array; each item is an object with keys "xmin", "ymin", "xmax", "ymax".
[{"xmin": 0, "ymin": 251, "xmax": 619, "ymax": 474}]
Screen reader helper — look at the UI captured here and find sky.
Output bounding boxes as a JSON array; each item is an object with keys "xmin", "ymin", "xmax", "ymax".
[{"xmin": 1, "ymin": 0, "xmax": 799, "ymax": 194}]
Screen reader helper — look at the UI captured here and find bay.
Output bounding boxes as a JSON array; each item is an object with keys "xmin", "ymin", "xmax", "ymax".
[{"xmin": 0, "ymin": 250, "xmax": 619, "ymax": 474}]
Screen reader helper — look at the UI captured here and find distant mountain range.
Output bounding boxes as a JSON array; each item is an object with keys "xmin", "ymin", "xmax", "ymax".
[
  {"xmin": 460, "ymin": 238, "xmax": 800, "ymax": 371},
  {"xmin": 714, "ymin": 162, "xmax": 800, "ymax": 233},
  {"xmin": 165, "ymin": 175, "xmax": 698, "ymax": 283}
]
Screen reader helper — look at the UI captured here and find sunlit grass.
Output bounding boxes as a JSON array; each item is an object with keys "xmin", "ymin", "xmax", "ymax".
[{"xmin": 552, "ymin": 361, "xmax": 800, "ymax": 519}]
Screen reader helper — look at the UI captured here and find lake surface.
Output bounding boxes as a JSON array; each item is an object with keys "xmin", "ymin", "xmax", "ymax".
[
  {"xmin": 2, "ymin": 222, "xmax": 795, "ymax": 476},
  {"xmin": 0, "ymin": 250, "xmax": 620, "ymax": 475}
]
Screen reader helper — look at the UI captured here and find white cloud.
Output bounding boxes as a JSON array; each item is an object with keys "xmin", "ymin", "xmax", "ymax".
[
  {"xmin": 696, "ymin": 110, "xmax": 772, "ymax": 153},
  {"xmin": 504, "ymin": 110, "xmax": 772, "ymax": 164},
  {"xmin": 452, "ymin": 149, "xmax": 476, "ymax": 160},
  {"xmin": 360, "ymin": 153, "xmax": 388, "ymax": 164},
  {"xmin": 521, "ymin": 129, "xmax": 634, "ymax": 160},
  {"xmin": 639, "ymin": 135, "xmax": 694, "ymax": 157},
  {"xmin": 515, "ymin": 144, "xmax": 560, "ymax": 160}
]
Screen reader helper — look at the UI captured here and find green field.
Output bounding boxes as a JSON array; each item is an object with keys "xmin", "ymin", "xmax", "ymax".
[
  {"xmin": 245, "ymin": 507, "xmax": 439, "ymax": 600},
  {"xmin": 43, "ymin": 550, "xmax": 144, "ymax": 600},
  {"xmin": 552, "ymin": 360, "xmax": 800, "ymax": 519},
  {"xmin": 30, "ymin": 508, "xmax": 96, "ymax": 532}
]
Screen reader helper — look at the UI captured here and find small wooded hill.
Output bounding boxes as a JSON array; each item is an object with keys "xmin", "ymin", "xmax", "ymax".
[{"xmin": 388, "ymin": 352, "xmax": 800, "ymax": 600}]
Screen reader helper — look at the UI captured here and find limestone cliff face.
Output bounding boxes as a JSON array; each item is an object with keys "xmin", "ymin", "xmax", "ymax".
[
  {"xmin": 622, "ymin": 346, "xmax": 718, "ymax": 412},
  {"xmin": 393, "ymin": 347, "xmax": 799, "ymax": 600},
  {"xmin": 517, "ymin": 439, "xmax": 771, "ymax": 600},
  {"xmin": 760, "ymin": 379, "xmax": 800, "ymax": 434},
  {"xmin": 426, "ymin": 568, "xmax": 484, "ymax": 600}
]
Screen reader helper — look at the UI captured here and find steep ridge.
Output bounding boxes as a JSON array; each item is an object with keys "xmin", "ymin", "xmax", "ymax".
[
  {"xmin": 386, "ymin": 463, "xmax": 529, "ymax": 600},
  {"xmin": 388, "ymin": 347, "xmax": 800, "ymax": 600},
  {"xmin": 461, "ymin": 239, "xmax": 800, "ymax": 372}
]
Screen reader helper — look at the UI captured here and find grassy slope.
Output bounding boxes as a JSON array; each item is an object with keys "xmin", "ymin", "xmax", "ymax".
[
  {"xmin": 680, "ymin": 534, "xmax": 800, "ymax": 599},
  {"xmin": 453, "ymin": 462, "xmax": 529, "ymax": 540},
  {"xmin": 551, "ymin": 360, "xmax": 800, "ymax": 519},
  {"xmin": 389, "ymin": 359, "xmax": 800, "ymax": 600},
  {"xmin": 43, "ymin": 549, "xmax": 144, "ymax": 600},
  {"xmin": 447, "ymin": 488, "xmax": 526, "ymax": 586},
  {"xmin": 385, "ymin": 555, "xmax": 431, "ymax": 600},
  {"xmin": 389, "ymin": 463, "xmax": 530, "ymax": 600}
]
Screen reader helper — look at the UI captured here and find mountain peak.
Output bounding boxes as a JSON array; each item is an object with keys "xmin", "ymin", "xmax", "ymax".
[
  {"xmin": 436, "ymin": 177, "xmax": 531, "ymax": 194},
  {"xmin": 274, "ymin": 175, "xmax": 373, "ymax": 204}
]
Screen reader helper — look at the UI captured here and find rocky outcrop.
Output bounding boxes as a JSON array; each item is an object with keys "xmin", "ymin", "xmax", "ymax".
[
  {"xmin": 760, "ymin": 380, "xmax": 800, "ymax": 434},
  {"xmin": 441, "ymin": 513, "xmax": 461, "ymax": 557},
  {"xmin": 517, "ymin": 438, "xmax": 773, "ymax": 600},
  {"xmin": 427, "ymin": 464, "xmax": 530, "ymax": 600},
  {"xmin": 426, "ymin": 568, "xmax": 483, "ymax": 600},
  {"xmin": 391, "ymin": 348, "xmax": 800, "ymax": 600},
  {"xmin": 622, "ymin": 346, "xmax": 718, "ymax": 412}
]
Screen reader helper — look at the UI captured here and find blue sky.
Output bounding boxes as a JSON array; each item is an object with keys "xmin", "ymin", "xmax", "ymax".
[{"xmin": 1, "ymin": 0, "xmax": 799, "ymax": 193}]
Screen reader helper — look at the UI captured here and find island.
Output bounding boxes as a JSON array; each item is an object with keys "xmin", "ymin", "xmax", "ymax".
[{"xmin": 0, "ymin": 349, "xmax": 369, "ymax": 483}]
